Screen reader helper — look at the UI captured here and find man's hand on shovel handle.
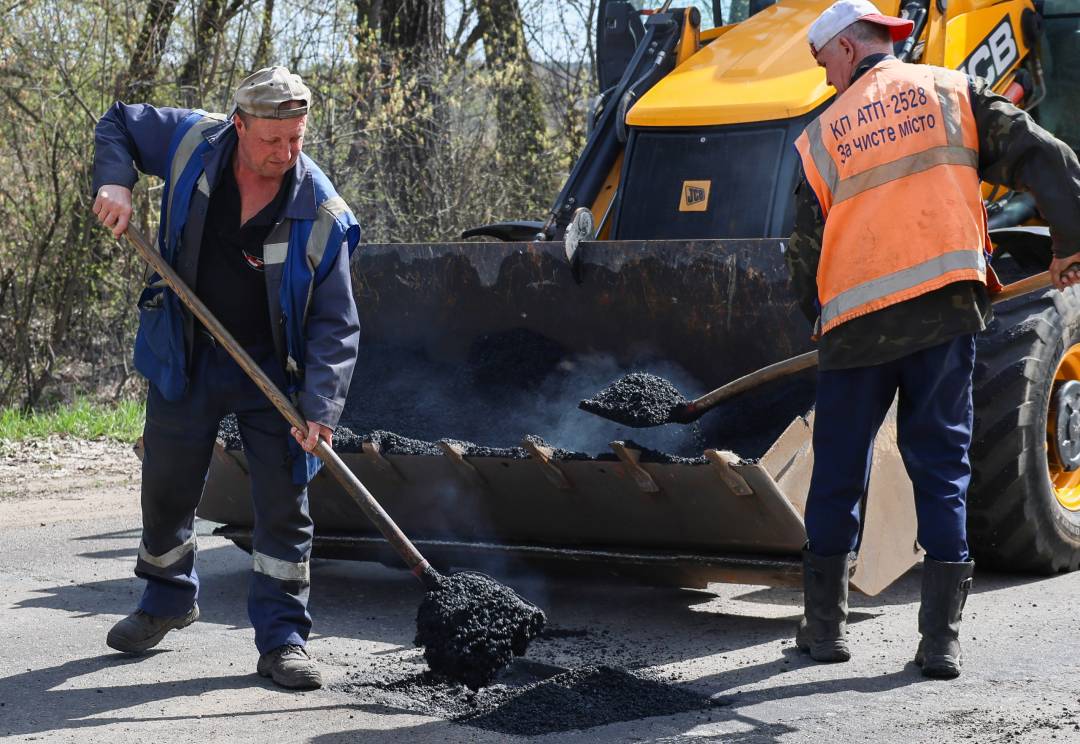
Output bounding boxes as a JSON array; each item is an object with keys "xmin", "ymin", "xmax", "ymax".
[
  {"xmin": 292, "ymin": 421, "xmax": 332, "ymax": 453},
  {"xmin": 1050, "ymin": 254, "xmax": 1080, "ymax": 291},
  {"xmin": 93, "ymin": 185, "xmax": 133, "ymax": 239}
]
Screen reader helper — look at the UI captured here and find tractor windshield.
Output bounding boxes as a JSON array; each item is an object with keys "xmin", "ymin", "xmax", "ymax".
[
  {"xmin": 1039, "ymin": 0, "xmax": 1080, "ymax": 153},
  {"xmin": 626, "ymin": 0, "xmax": 776, "ymax": 26}
]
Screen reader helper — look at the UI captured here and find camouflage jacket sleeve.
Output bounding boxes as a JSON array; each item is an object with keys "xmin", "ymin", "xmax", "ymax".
[
  {"xmin": 786, "ymin": 170, "xmax": 825, "ymax": 327},
  {"xmin": 972, "ymin": 78, "xmax": 1080, "ymax": 258}
]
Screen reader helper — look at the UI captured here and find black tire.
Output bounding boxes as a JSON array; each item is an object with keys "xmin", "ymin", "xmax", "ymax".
[{"xmin": 969, "ymin": 284, "xmax": 1080, "ymax": 573}]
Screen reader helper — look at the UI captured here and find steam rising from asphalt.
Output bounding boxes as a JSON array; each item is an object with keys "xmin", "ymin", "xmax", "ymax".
[
  {"xmin": 339, "ymin": 336, "xmax": 708, "ymax": 458},
  {"xmin": 219, "ymin": 330, "xmax": 816, "ymax": 461}
]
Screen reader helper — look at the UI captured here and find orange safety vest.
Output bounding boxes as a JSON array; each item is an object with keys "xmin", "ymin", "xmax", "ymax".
[{"xmin": 794, "ymin": 58, "xmax": 991, "ymax": 335}]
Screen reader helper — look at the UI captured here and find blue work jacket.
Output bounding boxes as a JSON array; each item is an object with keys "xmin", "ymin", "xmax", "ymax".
[{"xmin": 93, "ymin": 103, "xmax": 362, "ymax": 483}]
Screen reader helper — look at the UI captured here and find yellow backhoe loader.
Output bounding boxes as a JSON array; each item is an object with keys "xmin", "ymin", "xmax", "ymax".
[{"xmin": 194, "ymin": 0, "xmax": 1080, "ymax": 596}]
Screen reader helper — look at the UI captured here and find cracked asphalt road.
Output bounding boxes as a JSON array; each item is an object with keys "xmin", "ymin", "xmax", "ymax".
[{"xmin": 2, "ymin": 437, "xmax": 1080, "ymax": 743}]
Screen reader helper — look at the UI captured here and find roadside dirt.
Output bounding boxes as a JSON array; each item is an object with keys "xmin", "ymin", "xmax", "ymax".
[{"xmin": 0, "ymin": 436, "xmax": 140, "ymax": 525}]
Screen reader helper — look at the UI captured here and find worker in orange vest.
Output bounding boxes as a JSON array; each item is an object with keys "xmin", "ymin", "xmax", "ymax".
[{"xmin": 789, "ymin": 0, "xmax": 1080, "ymax": 679}]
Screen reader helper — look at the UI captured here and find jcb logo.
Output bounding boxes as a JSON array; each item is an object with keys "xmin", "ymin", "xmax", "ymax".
[
  {"xmin": 961, "ymin": 17, "xmax": 1018, "ymax": 88},
  {"xmin": 679, "ymin": 180, "xmax": 711, "ymax": 212}
]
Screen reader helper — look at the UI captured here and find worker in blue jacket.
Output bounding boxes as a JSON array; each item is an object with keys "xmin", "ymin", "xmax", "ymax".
[{"xmin": 91, "ymin": 66, "xmax": 361, "ymax": 690}]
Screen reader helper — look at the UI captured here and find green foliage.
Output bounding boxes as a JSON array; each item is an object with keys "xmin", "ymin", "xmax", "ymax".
[
  {"xmin": 0, "ymin": 0, "xmax": 597, "ymax": 410},
  {"xmin": 0, "ymin": 398, "xmax": 145, "ymax": 441},
  {"xmin": 0, "ymin": 0, "xmax": 149, "ymax": 410}
]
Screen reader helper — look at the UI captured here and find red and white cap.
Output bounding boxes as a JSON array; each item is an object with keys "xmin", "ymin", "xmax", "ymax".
[{"xmin": 808, "ymin": 0, "xmax": 914, "ymax": 56}]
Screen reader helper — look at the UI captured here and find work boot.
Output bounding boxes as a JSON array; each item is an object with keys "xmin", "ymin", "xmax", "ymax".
[
  {"xmin": 106, "ymin": 604, "xmax": 200, "ymax": 654},
  {"xmin": 915, "ymin": 558, "xmax": 974, "ymax": 679},
  {"xmin": 257, "ymin": 644, "xmax": 323, "ymax": 690},
  {"xmin": 795, "ymin": 550, "xmax": 852, "ymax": 663}
]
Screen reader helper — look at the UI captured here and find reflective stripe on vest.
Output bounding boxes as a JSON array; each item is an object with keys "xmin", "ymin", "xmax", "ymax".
[
  {"xmin": 164, "ymin": 113, "xmax": 225, "ymax": 249},
  {"xmin": 263, "ymin": 220, "xmax": 292, "ymax": 266},
  {"xmin": 820, "ymin": 248, "xmax": 986, "ymax": 328},
  {"xmin": 794, "ymin": 59, "xmax": 988, "ymax": 334},
  {"xmin": 263, "ymin": 198, "xmax": 344, "ymax": 275},
  {"xmin": 306, "ymin": 196, "xmax": 349, "ymax": 273},
  {"xmin": 298, "ymin": 196, "xmax": 350, "ymax": 331},
  {"xmin": 265, "ymin": 203, "xmax": 346, "ymax": 376}
]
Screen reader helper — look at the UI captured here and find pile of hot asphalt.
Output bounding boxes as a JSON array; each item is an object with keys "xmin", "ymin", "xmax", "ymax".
[
  {"xmin": 217, "ymin": 332, "xmax": 816, "ymax": 463},
  {"xmin": 416, "ymin": 572, "xmax": 546, "ymax": 690},
  {"xmin": 347, "ymin": 665, "xmax": 717, "ymax": 736},
  {"xmin": 578, "ymin": 372, "xmax": 690, "ymax": 428},
  {"xmin": 337, "ymin": 622, "xmax": 722, "ymax": 737}
]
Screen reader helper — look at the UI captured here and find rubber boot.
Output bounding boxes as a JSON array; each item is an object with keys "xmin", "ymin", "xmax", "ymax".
[
  {"xmin": 915, "ymin": 558, "xmax": 974, "ymax": 679},
  {"xmin": 795, "ymin": 550, "xmax": 852, "ymax": 663}
]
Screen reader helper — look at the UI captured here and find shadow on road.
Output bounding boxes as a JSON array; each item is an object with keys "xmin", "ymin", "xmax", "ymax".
[
  {"xmin": 9, "ymin": 516, "xmax": 1078, "ymax": 741},
  {"xmin": 308, "ymin": 706, "xmax": 800, "ymax": 744},
  {"xmin": 731, "ymin": 560, "xmax": 1070, "ymax": 610},
  {"xmin": 13, "ymin": 545, "xmax": 427, "ymax": 650},
  {"xmin": 0, "ymin": 655, "xmax": 258, "ymax": 738}
]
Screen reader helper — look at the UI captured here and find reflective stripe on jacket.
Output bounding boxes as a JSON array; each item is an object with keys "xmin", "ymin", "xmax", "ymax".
[{"xmin": 794, "ymin": 59, "xmax": 990, "ymax": 335}]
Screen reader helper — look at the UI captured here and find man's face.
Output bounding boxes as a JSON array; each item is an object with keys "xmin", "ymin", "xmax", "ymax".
[
  {"xmin": 234, "ymin": 112, "xmax": 307, "ymax": 178},
  {"xmin": 815, "ymin": 34, "xmax": 858, "ymax": 94}
]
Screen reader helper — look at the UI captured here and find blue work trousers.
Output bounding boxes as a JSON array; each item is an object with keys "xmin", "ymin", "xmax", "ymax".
[
  {"xmin": 134, "ymin": 340, "xmax": 314, "ymax": 653},
  {"xmin": 806, "ymin": 334, "xmax": 975, "ymax": 563}
]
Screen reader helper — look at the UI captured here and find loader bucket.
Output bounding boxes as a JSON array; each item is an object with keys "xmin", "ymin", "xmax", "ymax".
[{"xmin": 198, "ymin": 239, "xmax": 921, "ymax": 596}]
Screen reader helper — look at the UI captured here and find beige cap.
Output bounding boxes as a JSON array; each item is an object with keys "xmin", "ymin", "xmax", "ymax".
[{"xmin": 233, "ymin": 66, "xmax": 311, "ymax": 119}]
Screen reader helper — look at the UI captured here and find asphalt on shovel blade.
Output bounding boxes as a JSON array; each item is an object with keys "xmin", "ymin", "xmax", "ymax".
[
  {"xmin": 578, "ymin": 372, "xmax": 689, "ymax": 428},
  {"xmin": 416, "ymin": 571, "xmax": 546, "ymax": 690}
]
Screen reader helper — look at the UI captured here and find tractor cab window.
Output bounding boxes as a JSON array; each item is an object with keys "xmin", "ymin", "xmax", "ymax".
[
  {"xmin": 621, "ymin": 0, "xmax": 775, "ymax": 27},
  {"xmin": 596, "ymin": 0, "xmax": 775, "ymax": 91},
  {"xmin": 1038, "ymin": 0, "xmax": 1080, "ymax": 153},
  {"xmin": 622, "ymin": 1, "xmax": 723, "ymax": 29},
  {"xmin": 718, "ymin": 0, "xmax": 750, "ymax": 26}
]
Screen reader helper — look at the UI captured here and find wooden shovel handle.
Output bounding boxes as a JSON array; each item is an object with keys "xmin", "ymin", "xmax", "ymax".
[
  {"xmin": 679, "ymin": 268, "xmax": 1064, "ymax": 420},
  {"xmin": 677, "ymin": 351, "xmax": 819, "ymax": 420},
  {"xmin": 991, "ymin": 269, "xmax": 1056, "ymax": 304}
]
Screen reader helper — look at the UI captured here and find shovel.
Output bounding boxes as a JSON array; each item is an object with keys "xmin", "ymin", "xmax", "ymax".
[
  {"xmin": 582, "ymin": 269, "xmax": 1067, "ymax": 428},
  {"xmin": 121, "ymin": 222, "xmax": 544, "ymax": 688}
]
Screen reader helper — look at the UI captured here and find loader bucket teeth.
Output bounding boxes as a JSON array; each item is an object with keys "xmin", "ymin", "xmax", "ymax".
[{"xmin": 200, "ymin": 238, "xmax": 922, "ymax": 597}]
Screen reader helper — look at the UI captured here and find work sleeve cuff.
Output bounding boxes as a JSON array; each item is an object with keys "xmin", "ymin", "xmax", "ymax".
[
  {"xmin": 1051, "ymin": 234, "xmax": 1080, "ymax": 261},
  {"xmin": 298, "ymin": 390, "xmax": 344, "ymax": 430},
  {"xmin": 90, "ymin": 168, "xmax": 138, "ymax": 198}
]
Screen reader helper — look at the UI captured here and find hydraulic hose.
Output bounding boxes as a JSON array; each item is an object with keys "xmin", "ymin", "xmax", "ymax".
[
  {"xmin": 896, "ymin": 0, "xmax": 930, "ymax": 62},
  {"xmin": 617, "ymin": 50, "xmax": 668, "ymax": 143}
]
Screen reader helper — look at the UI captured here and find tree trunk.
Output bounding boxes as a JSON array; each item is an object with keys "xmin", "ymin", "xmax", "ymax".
[
  {"xmin": 352, "ymin": 0, "xmax": 382, "ymax": 122},
  {"xmin": 178, "ymin": 0, "xmax": 244, "ymax": 106},
  {"xmin": 352, "ymin": 0, "xmax": 445, "ymax": 240},
  {"xmin": 475, "ymin": 0, "xmax": 548, "ymax": 214},
  {"xmin": 379, "ymin": 0, "xmax": 443, "ymax": 52},
  {"xmin": 252, "ymin": 0, "xmax": 276, "ymax": 70},
  {"xmin": 118, "ymin": 0, "xmax": 181, "ymax": 99}
]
